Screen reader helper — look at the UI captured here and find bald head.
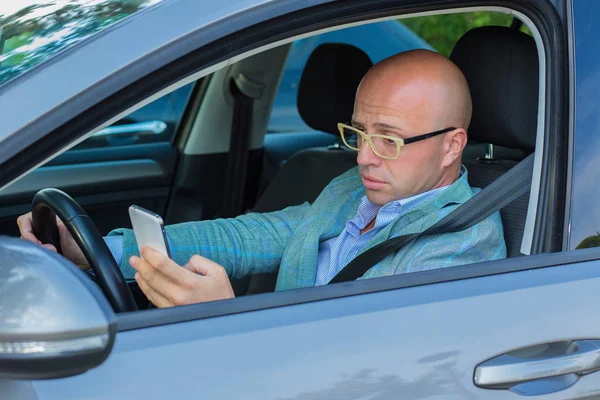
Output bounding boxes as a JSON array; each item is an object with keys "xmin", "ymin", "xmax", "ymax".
[
  {"xmin": 352, "ymin": 50, "xmax": 472, "ymax": 205},
  {"xmin": 358, "ymin": 49, "xmax": 472, "ymax": 130}
]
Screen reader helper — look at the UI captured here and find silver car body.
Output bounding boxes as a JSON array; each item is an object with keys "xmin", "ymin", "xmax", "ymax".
[{"xmin": 2, "ymin": 0, "xmax": 599, "ymax": 398}]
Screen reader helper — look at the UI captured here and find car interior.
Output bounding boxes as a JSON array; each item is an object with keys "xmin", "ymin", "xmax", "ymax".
[
  {"xmin": 0, "ymin": 10, "xmax": 542, "ymax": 309},
  {"xmin": 235, "ymin": 22, "xmax": 539, "ymax": 297}
]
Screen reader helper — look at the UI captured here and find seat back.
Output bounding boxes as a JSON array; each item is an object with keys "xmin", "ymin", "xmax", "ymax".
[
  {"xmin": 253, "ymin": 43, "xmax": 373, "ymax": 212},
  {"xmin": 450, "ymin": 26, "xmax": 539, "ymax": 257}
]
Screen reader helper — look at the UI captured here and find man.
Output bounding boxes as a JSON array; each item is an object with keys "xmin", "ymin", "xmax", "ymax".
[{"xmin": 17, "ymin": 50, "xmax": 507, "ymax": 307}]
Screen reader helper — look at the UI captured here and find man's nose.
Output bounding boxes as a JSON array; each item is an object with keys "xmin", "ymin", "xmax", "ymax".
[{"xmin": 357, "ymin": 140, "xmax": 380, "ymax": 166}]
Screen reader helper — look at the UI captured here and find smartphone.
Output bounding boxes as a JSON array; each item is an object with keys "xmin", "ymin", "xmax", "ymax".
[{"xmin": 128, "ymin": 205, "xmax": 171, "ymax": 258}]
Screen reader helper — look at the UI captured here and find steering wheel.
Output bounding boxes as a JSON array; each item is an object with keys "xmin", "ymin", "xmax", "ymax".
[{"xmin": 31, "ymin": 188, "xmax": 137, "ymax": 312}]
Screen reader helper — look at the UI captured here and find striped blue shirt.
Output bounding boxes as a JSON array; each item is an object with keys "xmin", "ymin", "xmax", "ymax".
[
  {"xmin": 314, "ymin": 186, "xmax": 449, "ymax": 285},
  {"xmin": 105, "ymin": 187, "xmax": 450, "ymax": 283}
]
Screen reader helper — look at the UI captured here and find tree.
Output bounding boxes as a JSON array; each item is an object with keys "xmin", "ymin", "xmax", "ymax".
[
  {"xmin": 576, "ymin": 232, "xmax": 600, "ymax": 250},
  {"xmin": 401, "ymin": 12, "xmax": 518, "ymax": 57}
]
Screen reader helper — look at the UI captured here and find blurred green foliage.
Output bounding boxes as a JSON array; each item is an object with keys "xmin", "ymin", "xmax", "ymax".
[
  {"xmin": 402, "ymin": 12, "xmax": 519, "ymax": 57},
  {"xmin": 576, "ymin": 232, "xmax": 600, "ymax": 249},
  {"xmin": 3, "ymin": 32, "xmax": 33, "ymax": 67},
  {"xmin": 0, "ymin": 1, "xmax": 155, "ymax": 86}
]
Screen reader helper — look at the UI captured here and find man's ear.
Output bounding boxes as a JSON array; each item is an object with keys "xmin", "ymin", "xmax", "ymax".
[{"xmin": 442, "ymin": 128, "xmax": 467, "ymax": 167}]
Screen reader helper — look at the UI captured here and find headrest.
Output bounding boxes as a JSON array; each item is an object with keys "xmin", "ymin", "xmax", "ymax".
[
  {"xmin": 297, "ymin": 43, "xmax": 373, "ymax": 134},
  {"xmin": 450, "ymin": 26, "xmax": 539, "ymax": 151}
]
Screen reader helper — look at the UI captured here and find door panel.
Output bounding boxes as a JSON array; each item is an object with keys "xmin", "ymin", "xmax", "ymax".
[
  {"xmin": 0, "ymin": 82, "xmax": 194, "ymax": 237},
  {"xmin": 0, "ymin": 142, "xmax": 178, "ymax": 237},
  {"xmin": 28, "ymin": 256, "xmax": 600, "ymax": 399}
]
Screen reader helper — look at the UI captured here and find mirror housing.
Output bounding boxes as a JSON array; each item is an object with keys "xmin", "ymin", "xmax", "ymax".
[{"xmin": 0, "ymin": 237, "xmax": 116, "ymax": 379}]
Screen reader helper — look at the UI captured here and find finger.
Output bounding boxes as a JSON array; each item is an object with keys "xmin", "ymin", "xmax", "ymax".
[
  {"xmin": 56, "ymin": 218, "xmax": 68, "ymax": 232},
  {"xmin": 135, "ymin": 272, "xmax": 172, "ymax": 308},
  {"xmin": 130, "ymin": 255, "xmax": 182, "ymax": 302},
  {"xmin": 16, "ymin": 214, "xmax": 41, "ymax": 245},
  {"xmin": 57, "ymin": 220, "xmax": 73, "ymax": 243},
  {"xmin": 21, "ymin": 231, "xmax": 42, "ymax": 245},
  {"xmin": 185, "ymin": 254, "xmax": 224, "ymax": 277},
  {"xmin": 42, "ymin": 244, "xmax": 57, "ymax": 253},
  {"xmin": 140, "ymin": 247, "xmax": 189, "ymax": 285}
]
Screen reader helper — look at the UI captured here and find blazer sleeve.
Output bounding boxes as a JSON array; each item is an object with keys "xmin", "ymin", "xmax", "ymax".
[{"xmin": 107, "ymin": 203, "xmax": 311, "ymax": 280}]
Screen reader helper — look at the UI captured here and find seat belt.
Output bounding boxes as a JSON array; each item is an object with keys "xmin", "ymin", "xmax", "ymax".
[
  {"xmin": 221, "ymin": 74, "xmax": 263, "ymax": 218},
  {"xmin": 329, "ymin": 153, "xmax": 535, "ymax": 284}
]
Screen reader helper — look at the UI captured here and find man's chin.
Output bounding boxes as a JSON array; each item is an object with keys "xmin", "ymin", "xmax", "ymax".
[{"xmin": 365, "ymin": 190, "xmax": 390, "ymax": 207}]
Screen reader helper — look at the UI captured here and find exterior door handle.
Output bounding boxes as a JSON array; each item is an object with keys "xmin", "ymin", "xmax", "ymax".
[{"xmin": 474, "ymin": 340, "xmax": 600, "ymax": 394}]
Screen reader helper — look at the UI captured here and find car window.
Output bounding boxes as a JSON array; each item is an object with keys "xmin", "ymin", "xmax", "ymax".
[
  {"xmin": 570, "ymin": 0, "xmax": 600, "ymax": 250},
  {"xmin": 267, "ymin": 20, "xmax": 432, "ymax": 133},
  {"xmin": 71, "ymin": 82, "xmax": 195, "ymax": 149},
  {"xmin": 1, "ymin": 6, "xmax": 548, "ymax": 308},
  {"xmin": 0, "ymin": 0, "xmax": 165, "ymax": 88}
]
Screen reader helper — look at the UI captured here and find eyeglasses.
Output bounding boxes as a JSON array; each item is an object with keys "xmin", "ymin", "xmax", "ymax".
[{"xmin": 337, "ymin": 122, "xmax": 456, "ymax": 160}]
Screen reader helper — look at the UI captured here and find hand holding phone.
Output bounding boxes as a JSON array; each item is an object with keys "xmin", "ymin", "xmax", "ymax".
[{"xmin": 128, "ymin": 205, "xmax": 171, "ymax": 258}]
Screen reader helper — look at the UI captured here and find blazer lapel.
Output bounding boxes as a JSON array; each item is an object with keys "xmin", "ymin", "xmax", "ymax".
[
  {"xmin": 276, "ymin": 168, "xmax": 365, "ymax": 289},
  {"xmin": 297, "ymin": 186, "xmax": 365, "ymax": 287}
]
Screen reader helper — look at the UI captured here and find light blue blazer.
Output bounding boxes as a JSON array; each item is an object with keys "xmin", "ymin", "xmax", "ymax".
[{"xmin": 109, "ymin": 166, "xmax": 506, "ymax": 290}]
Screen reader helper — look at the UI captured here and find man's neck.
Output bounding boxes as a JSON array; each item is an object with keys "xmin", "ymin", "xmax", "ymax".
[
  {"xmin": 433, "ymin": 164, "xmax": 462, "ymax": 190},
  {"xmin": 360, "ymin": 218, "xmax": 377, "ymax": 235}
]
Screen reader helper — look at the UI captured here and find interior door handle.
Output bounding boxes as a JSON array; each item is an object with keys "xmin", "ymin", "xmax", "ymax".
[
  {"xmin": 474, "ymin": 340, "xmax": 600, "ymax": 390},
  {"xmin": 93, "ymin": 120, "xmax": 167, "ymax": 138}
]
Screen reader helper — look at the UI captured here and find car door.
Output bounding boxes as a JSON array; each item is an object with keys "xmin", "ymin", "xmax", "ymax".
[
  {"xmin": 16, "ymin": 253, "xmax": 600, "ymax": 399},
  {"xmin": 4, "ymin": 0, "xmax": 599, "ymax": 399}
]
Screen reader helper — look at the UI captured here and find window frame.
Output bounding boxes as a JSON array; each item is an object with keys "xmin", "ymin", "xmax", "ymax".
[
  {"xmin": 118, "ymin": 246, "xmax": 600, "ymax": 331},
  {"xmin": 564, "ymin": 0, "xmax": 576, "ymax": 250}
]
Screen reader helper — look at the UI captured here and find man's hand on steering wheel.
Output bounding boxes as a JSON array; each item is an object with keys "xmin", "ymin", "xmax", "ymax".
[
  {"xmin": 17, "ymin": 188, "xmax": 137, "ymax": 313},
  {"xmin": 17, "ymin": 211, "xmax": 89, "ymax": 269}
]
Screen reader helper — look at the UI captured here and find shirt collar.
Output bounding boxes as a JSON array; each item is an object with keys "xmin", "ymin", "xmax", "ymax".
[
  {"xmin": 352, "ymin": 196, "xmax": 379, "ymax": 230},
  {"xmin": 347, "ymin": 166, "xmax": 468, "ymax": 234},
  {"xmin": 382, "ymin": 185, "xmax": 448, "ymax": 214},
  {"xmin": 347, "ymin": 182, "xmax": 449, "ymax": 235}
]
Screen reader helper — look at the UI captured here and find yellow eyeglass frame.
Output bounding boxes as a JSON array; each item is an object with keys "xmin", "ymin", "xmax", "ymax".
[{"xmin": 337, "ymin": 122, "xmax": 456, "ymax": 160}]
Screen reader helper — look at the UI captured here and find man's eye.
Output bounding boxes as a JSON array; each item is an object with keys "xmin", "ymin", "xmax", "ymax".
[{"xmin": 384, "ymin": 138, "xmax": 396, "ymax": 145}]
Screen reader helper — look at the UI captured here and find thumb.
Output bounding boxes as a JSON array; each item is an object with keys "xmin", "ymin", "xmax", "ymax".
[
  {"xmin": 57, "ymin": 220, "xmax": 71, "ymax": 239},
  {"xmin": 184, "ymin": 255, "xmax": 220, "ymax": 276},
  {"xmin": 42, "ymin": 243, "xmax": 58, "ymax": 253}
]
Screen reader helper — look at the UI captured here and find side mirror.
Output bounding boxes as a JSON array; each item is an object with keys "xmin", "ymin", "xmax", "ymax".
[{"xmin": 0, "ymin": 237, "xmax": 116, "ymax": 379}]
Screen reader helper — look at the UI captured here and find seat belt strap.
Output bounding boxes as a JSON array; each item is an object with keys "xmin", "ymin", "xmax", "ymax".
[
  {"xmin": 221, "ymin": 75, "xmax": 260, "ymax": 218},
  {"xmin": 328, "ymin": 153, "xmax": 535, "ymax": 284}
]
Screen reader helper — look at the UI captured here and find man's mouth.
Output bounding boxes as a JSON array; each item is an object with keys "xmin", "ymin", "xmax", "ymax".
[{"xmin": 361, "ymin": 175, "xmax": 386, "ymax": 190}]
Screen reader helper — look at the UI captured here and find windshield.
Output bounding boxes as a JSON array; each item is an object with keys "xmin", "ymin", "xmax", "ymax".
[{"xmin": 0, "ymin": 0, "xmax": 164, "ymax": 87}]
